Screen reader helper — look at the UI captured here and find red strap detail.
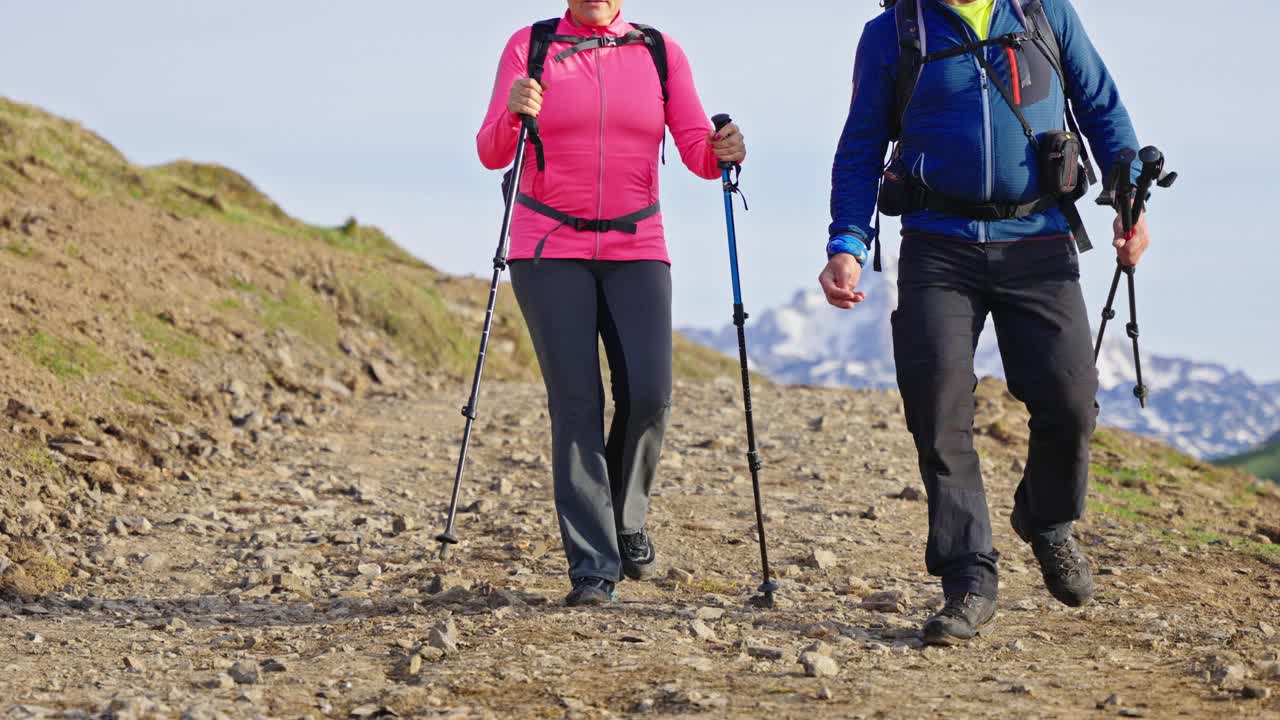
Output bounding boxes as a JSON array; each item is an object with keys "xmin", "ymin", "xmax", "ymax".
[{"xmin": 1006, "ymin": 47, "xmax": 1022, "ymax": 105}]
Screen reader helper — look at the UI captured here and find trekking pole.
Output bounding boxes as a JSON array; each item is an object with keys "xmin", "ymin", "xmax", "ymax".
[
  {"xmin": 435, "ymin": 120, "xmax": 533, "ymax": 561},
  {"xmin": 710, "ymin": 113, "xmax": 779, "ymax": 608},
  {"xmin": 1093, "ymin": 146, "xmax": 1177, "ymax": 408}
]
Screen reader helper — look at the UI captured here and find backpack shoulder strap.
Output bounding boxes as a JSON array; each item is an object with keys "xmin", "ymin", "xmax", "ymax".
[
  {"xmin": 630, "ymin": 23, "xmax": 669, "ymax": 102},
  {"xmin": 1021, "ymin": 0, "xmax": 1097, "ymax": 184},
  {"xmin": 522, "ymin": 18, "xmax": 560, "ymax": 172},
  {"xmin": 890, "ymin": 0, "xmax": 924, "ymax": 141},
  {"xmin": 527, "ymin": 18, "xmax": 559, "ymax": 83}
]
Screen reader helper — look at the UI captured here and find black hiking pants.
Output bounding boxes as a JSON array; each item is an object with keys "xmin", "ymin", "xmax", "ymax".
[
  {"xmin": 892, "ymin": 236, "xmax": 1099, "ymax": 599},
  {"xmin": 510, "ymin": 259, "xmax": 672, "ymax": 582}
]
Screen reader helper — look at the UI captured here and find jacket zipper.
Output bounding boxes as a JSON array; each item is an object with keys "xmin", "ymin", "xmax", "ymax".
[{"xmin": 593, "ymin": 33, "xmax": 607, "ymax": 260}]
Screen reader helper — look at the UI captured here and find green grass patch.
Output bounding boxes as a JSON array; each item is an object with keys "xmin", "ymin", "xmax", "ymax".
[
  {"xmin": 1090, "ymin": 500, "xmax": 1141, "ymax": 521},
  {"xmin": 20, "ymin": 331, "xmax": 113, "ymax": 380},
  {"xmin": 3, "ymin": 240, "xmax": 34, "ymax": 258},
  {"xmin": 131, "ymin": 312, "xmax": 206, "ymax": 360},
  {"xmin": 227, "ymin": 277, "xmax": 339, "ymax": 350},
  {"xmin": 21, "ymin": 445, "xmax": 58, "ymax": 473},
  {"xmin": 1216, "ymin": 438, "xmax": 1280, "ymax": 484}
]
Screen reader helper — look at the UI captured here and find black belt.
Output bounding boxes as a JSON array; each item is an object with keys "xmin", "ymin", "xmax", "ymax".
[{"xmin": 516, "ymin": 193, "xmax": 661, "ymax": 261}]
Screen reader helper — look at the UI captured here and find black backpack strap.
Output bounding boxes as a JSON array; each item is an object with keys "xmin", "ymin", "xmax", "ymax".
[
  {"xmin": 933, "ymin": 9, "xmax": 1039, "ymax": 148},
  {"xmin": 1022, "ymin": 0, "xmax": 1097, "ymax": 185},
  {"xmin": 522, "ymin": 18, "xmax": 560, "ymax": 172},
  {"xmin": 890, "ymin": 0, "xmax": 924, "ymax": 141},
  {"xmin": 631, "ymin": 24, "xmax": 669, "ymax": 102}
]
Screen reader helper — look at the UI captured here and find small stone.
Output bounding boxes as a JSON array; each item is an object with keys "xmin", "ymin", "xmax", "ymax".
[
  {"xmin": 694, "ymin": 607, "xmax": 725, "ymax": 621},
  {"xmin": 1242, "ymin": 686, "xmax": 1272, "ymax": 701},
  {"xmin": 802, "ymin": 640, "xmax": 833, "ymax": 656},
  {"xmin": 818, "ymin": 686, "xmax": 834, "ymax": 701},
  {"xmin": 25, "ymin": 632, "xmax": 43, "ymax": 643},
  {"xmin": 273, "ymin": 573, "xmax": 308, "ymax": 594},
  {"xmin": 1259, "ymin": 621, "xmax": 1276, "ymax": 638},
  {"xmin": 417, "ymin": 646, "xmax": 445, "ymax": 662},
  {"xmin": 689, "ymin": 619, "xmax": 717, "ymax": 641},
  {"xmin": 1258, "ymin": 662, "xmax": 1280, "ymax": 680},
  {"xmin": 427, "ymin": 619, "xmax": 459, "ymax": 655},
  {"xmin": 262, "ymin": 659, "xmax": 287, "ymax": 673},
  {"xmin": 860, "ymin": 590, "xmax": 908, "ymax": 614},
  {"xmin": 357, "ymin": 563, "xmax": 382, "ymax": 577},
  {"xmin": 859, "ymin": 506, "xmax": 880, "ymax": 521},
  {"xmin": 799, "ymin": 652, "xmax": 839, "ymax": 678},
  {"xmin": 1007, "ymin": 639, "xmax": 1026, "ymax": 652},
  {"xmin": 894, "ymin": 486, "xmax": 923, "ymax": 502},
  {"xmin": 1212, "ymin": 663, "xmax": 1247, "ymax": 689},
  {"xmin": 406, "ymin": 654, "xmax": 423, "ymax": 676},
  {"xmin": 667, "ymin": 567, "xmax": 695, "ymax": 585},
  {"xmin": 1118, "ymin": 710, "xmax": 1147, "ymax": 718},
  {"xmin": 123, "ymin": 655, "xmax": 146, "ymax": 672},
  {"xmin": 391, "ymin": 515, "xmax": 414, "ymax": 534},
  {"xmin": 330, "ymin": 531, "xmax": 357, "ymax": 545},
  {"xmin": 1097, "ymin": 694, "xmax": 1122, "ymax": 709},
  {"xmin": 202, "ymin": 674, "xmax": 236, "ymax": 690},
  {"xmin": 228, "ymin": 660, "xmax": 260, "ymax": 685},
  {"xmin": 807, "ymin": 548, "xmax": 838, "ymax": 570},
  {"xmin": 1008, "ymin": 683, "xmax": 1034, "ymax": 696},
  {"xmin": 744, "ymin": 641, "xmax": 785, "ymax": 661},
  {"xmin": 140, "ymin": 553, "xmax": 169, "ymax": 572}
]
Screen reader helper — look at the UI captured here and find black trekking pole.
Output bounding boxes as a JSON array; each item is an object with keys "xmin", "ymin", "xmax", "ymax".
[
  {"xmin": 1093, "ymin": 146, "xmax": 1178, "ymax": 408},
  {"xmin": 435, "ymin": 119, "xmax": 533, "ymax": 561},
  {"xmin": 711, "ymin": 113, "xmax": 779, "ymax": 609}
]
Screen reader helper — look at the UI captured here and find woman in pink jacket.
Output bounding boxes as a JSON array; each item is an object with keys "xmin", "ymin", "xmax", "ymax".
[{"xmin": 477, "ymin": 0, "xmax": 745, "ymax": 606}]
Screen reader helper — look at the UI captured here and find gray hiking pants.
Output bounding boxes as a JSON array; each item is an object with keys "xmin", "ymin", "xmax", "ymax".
[{"xmin": 510, "ymin": 259, "xmax": 672, "ymax": 582}]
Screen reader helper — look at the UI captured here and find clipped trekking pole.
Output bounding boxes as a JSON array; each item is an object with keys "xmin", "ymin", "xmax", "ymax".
[
  {"xmin": 1093, "ymin": 146, "xmax": 1178, "ymax": 408},
  {"xmin": 710, "ymin": 113, "xmax": 779, "ymax": 608},
  {"xmin": 435, "ymin": 118, "xmax": 534, "ymax": 561}
]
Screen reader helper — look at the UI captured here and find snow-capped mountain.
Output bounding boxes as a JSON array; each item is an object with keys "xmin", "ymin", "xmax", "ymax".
[{"xmin": 684, "ymin": 256, "xmax": 1279, "ymax": 460}]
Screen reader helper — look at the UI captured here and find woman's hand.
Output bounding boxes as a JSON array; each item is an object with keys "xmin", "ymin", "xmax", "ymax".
[
  {"xmin": 710, "ymin": 123, "xmax": 746, "ymax": 164},
  {"xmin": 508, "ymin": 78, "xmax": 544, "ymax": 118},
  {"xmin": 1113, "ymin": 211, "xmax": 1150, "ymax": 266}
]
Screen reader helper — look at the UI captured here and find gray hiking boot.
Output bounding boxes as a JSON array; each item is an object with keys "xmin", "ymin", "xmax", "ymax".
[
  {"xmin": 619, "ymin": 529, "xmax": 657, "ymax": 581},
  {"xmin": 1030, "ymin": 533, "xmax": 1096, "ymax": 607},
  {"xmin": 565, "ymin": 576, "xmax": 616, "ymax": 607},
  {"xmin": 923, "ymin": 593, "xmax": 998, "ymax": 646}
]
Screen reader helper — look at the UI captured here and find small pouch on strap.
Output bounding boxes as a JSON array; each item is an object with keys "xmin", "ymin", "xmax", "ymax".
[{"xmin": 1040, "ymin": 130, "xmax": 1082, "ymax": 196}]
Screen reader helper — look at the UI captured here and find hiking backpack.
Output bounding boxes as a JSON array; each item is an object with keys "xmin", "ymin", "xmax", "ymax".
[
  {"xmin": 874, "ymin": 0, "xmax": 1099, "ymax": 256},
  {"xmin": 502, "ymin": 18, "xmax": 673, "ymax": 262},
  {"xmin": 521, "ymin": 18, "xmax": 669, "ymax": 173}
]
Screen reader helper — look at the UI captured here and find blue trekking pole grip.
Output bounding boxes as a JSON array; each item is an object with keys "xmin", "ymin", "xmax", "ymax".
[{"xmin": 711, "ymin": 112, "xmax": 778, "ymax": 607}]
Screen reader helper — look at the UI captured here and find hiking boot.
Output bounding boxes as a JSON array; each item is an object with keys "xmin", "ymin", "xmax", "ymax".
[
  {"xmin": 619, "ymin": 529, "xmax": 657, "ymax": 581},
  {"xmin": 564, "ymin": 576, "xmax": 616, "ymax": 607},
  {"xmin": 923, "ymin": 592, "xmax": 998, "ymax": 646},
  {"xmin": 1030, "ymin": 534, "xmax": 1095, "ymax": 607}
]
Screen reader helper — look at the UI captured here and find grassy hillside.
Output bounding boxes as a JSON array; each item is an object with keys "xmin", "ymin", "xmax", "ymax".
[
  {"xmin": 1216, "ymin": 435, "xmax": 1280, "ymax": 483},
  {"xmin": 0, "ymin": 96, "xmax": 738, "ymax": 589}
]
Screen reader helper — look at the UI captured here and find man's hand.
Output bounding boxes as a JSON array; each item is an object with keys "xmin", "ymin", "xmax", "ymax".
[
  {"xmin": 1113, "ymin": 211, "xmax": 1151, "ymax": 266},
  {"xmin": 819, "ymin": 254, "xmax": 867, "ymax": 310},
  {"xmin": 709, "ymin": 123, "xmax": 746, "ymax": 164}
]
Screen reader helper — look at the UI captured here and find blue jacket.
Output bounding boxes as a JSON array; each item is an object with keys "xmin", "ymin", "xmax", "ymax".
[{"xmin": 830, "ymin": 0, "xmax": 1140, "ymax": 247}]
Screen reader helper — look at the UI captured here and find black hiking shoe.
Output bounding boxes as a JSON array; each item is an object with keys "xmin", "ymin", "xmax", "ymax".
[
  {"xmin": 923, "ymin": 593, "xmax": 997, "ymax": 646},
  {"xmin": 565, "ymin": 576, "xmax": 616, "ymax": 607},
  {"xmin": 619, "ymin": 529, "xmax": 657, "ymax": 581},
  {"xmin": 1030, "ymin": 534, "xmax": 1095, "ymax": 607}
]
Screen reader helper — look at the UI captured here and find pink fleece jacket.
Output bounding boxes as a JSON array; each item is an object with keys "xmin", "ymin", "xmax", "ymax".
[{"xmin": 476, "ymin": 12, "xmax": 722, "ymax": 264}]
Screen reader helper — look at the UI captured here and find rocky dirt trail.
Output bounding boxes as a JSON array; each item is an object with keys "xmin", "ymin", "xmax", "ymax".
[{"xmin": 2, "ymin": 378, "xmax": 1277, "ymax": 719}]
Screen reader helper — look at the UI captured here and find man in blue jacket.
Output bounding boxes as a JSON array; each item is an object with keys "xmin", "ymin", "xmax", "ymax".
[{"xmin": 820, "ymin": 0, "xmax": 1151, "ymax": 645}]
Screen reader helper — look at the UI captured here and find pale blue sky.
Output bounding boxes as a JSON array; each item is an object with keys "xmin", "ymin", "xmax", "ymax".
[{"xmin": 4, "ymin": 1, "xmax": 1278, "ymax": 379}]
